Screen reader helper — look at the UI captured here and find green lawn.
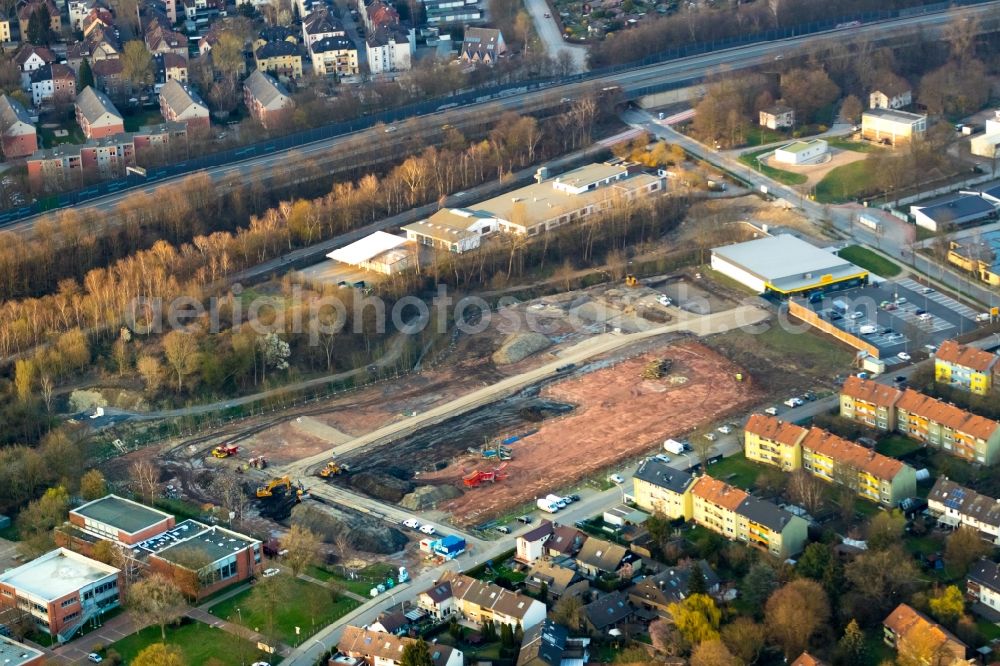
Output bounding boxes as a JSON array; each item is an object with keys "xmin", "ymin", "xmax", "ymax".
[
  {"xmin": 107, "ymin": 618, "xmax": 262, "ymax": 665},
  {"xmin": 38, "ymin": 125, "xmax": 85, "ymax": 147},
  {"xmin": 738, "ymin": 148, "xmax": 809, "ymax": 186},
  {"xmin": 826, "ymin": 137, "xmax": 881, "ymax": 153},
  {"xmin": 706, "ymin": 453, "xmax": 770, "ymax": 490},
  {"xmin": 904, "ymin": 533, "xmax": 943, "ymax": 558},
  {"xmin": 755, "ymin": 324, "xmax": 855, "ymax": 373},
  {"xmin": 815, "ymin": 160, "xmax": 875, "ymax": 203},
  {"xmin": 876, "ymin": 434, "xmax": 922, "ymax": 458},
  {"xmin": 209, "ymin": 577, "xmax": 359, "ymax": 645},
  {"xmin": 307, "ymin": 562, "xmax": 398, "ymax": 597},
  {"xmin": 742, "ymin": 127, "xmax": 789, "ymax": 147},
  {"xmin": 123, "ymin": 109, "xmax": 165, "ymax": 132},
  {"xmin": 837, "ymin": 245, "xmax": 902, "ymax": 277},
  {"xmin": 978, "ymin": 619, "xmax": 1000, "ymax": 642}
]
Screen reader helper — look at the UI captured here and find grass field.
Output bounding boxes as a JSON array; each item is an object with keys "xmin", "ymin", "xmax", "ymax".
[
  {"xmin": 837, "ymin": 245, "xmax": 902, "ymax": 277},
  {"xmin": 815, "ymin": 161, "xmax": 874, "ymax": 203},
  {"xmin": 826, "ymin": 137, "xmax": 881, "ymax": 153},
  {"xmin": 209, "ymin": 577, "xmax": 360, "ymax": 645},
  {"xmin": 123, "ymin": 109, "xmax": 165, "ymax": 132},
  {"xmin": 876, "ymin": 435, "xmax": 922, "ymax": 458},
  {"xmin": 107, "ymin": 618, "xmax": 261, "ymax": 665},
  {"xmin": 755, "ymin": 324, "xmax": 855, "ymax": 372},
  {"xmin": 38, "ymin": 125, "xmax": 84, "ymax": 147},
  {"xmin": 738, "ymin": 148, "xmax": 808, "ymax": 186},
  {"xmin": 743, "ymin": 127, "xmax": 789, "ymax": 147},
  {"xmin": 307, "ymin": 562, "xmax": 399, "ymax": 596},
  {"xmin": 707, "ymin": 453, "xmax": 770, "ymax": 490}
]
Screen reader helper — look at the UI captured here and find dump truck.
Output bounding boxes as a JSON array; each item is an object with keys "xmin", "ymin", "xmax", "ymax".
[{"xmin": 212, "ymin": 444, "xmax": 239, "ymax": 458}]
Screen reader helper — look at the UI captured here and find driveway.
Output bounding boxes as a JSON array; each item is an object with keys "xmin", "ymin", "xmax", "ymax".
[{"xmin": 522, "ymin": 0, "xmax": 587, "ymax": 73}]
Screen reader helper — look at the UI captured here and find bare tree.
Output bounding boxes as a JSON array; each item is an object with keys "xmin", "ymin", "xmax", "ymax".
[
  {"xmin": 130, "ymin": 460, "xmax": 159, "ymax": 504},
  {"xmin": 282, "ymin": 525, "xmax": 322, "ymax": 578},
  {"xmin": 787, "ymin": 470, "xmax": 825, "ymax": 514},
  {"xmin": 128, "ymin": 574, "xmax": 187, "ymax": 640}
]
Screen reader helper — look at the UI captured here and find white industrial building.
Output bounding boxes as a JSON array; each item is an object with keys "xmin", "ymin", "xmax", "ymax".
[
  {"xmin": 861, "ymin": 109, "xmax": 926, "ymax": 146},
  {"xmin": 773, "ymin": 139, "xmax": 827, "ymax": 165},
  {"xmin": 326, "ymin": 231, "xmax": 415, "ymax": 274},
  {"xmin": 972, "ymin": 110, "xmax": 1000, "ymax": 158},
  {"xmin": 710, "ymin": 234, "xmax": 868, "ymax": 296}
]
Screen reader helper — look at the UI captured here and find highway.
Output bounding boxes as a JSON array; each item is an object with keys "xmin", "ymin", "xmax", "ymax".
[{"xmin": 10, "ymin": 0, "xmax": 1000, "ymax": 234}]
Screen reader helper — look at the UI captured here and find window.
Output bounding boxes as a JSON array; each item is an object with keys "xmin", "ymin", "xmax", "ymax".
[{"xmin": 61, "ymin": 596, "xmax": 78, "ymax": 608}]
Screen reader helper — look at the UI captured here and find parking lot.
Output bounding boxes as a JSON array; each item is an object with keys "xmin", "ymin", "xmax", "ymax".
[{"xmin": 800, "ymin": 279, "xmax": 981, "ymax": 358}]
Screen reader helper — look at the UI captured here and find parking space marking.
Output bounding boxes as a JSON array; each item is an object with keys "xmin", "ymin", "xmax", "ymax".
[
  {"xmin": 889, "ymin": 303, "xmax": 954, "ymax": 333},
  {"xmin": 896, "ymin": 278, "xmax": 979, "ymax": 319}
]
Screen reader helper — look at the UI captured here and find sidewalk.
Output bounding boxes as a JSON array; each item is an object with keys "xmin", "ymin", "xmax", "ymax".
[{"xmin": 45, "ymin": 611, "xmax": 154, "ymax": 665}]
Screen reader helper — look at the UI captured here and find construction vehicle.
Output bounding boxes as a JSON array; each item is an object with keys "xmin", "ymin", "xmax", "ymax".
[
  {"xmin": 463, "ymin": 463, "xmax": 510, "ymax": 487},
  {"xmin": 318, "ymin": 461, "xmax": 349, "ymax": 478},
  {"xmin": 640, "ymin": 359, "xmax": 673, "ymax": 380},
  {"xmin": 249, "ymin": 456, "xmax": 267, "ymax": 469},
  {"xmin": 256, "ymin": 476, "xmax": 292, "ymax": 498},
  {"xmin": 482, "ymin": 446, "xmax": 512, "ymax": 460},
  {"xmin": 625, "ymin": 274, "xmax": 638, "ymax": 287},
  {"xmin": 212, "ymin": 444, "xmax": 239, "ymax": 458}
]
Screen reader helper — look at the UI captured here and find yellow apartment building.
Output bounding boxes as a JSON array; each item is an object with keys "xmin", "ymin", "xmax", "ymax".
[
  {"xmin": 632, "ymin": 459, "xmax": 695, "ymax": 520},
  {"xmin": 839, "ymin": 375, "xmax": 902, "ymax": 431},
  {"xmin": 934, "ymin": 339, "xmax": 998, "ymax": 396},
  {"xmin": 743, "ymin": 413, "xmax": 807, "ymax": 470},
  {"xmin": 895, "ymin": 389, "xmax": 1000, "ymax": 465},
  {"xmin": 800, "ymin": 428, "xmax": 916, "ymax": 506}
]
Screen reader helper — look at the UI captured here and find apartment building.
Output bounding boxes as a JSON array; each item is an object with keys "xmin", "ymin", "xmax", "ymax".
[
  {"xmin": 690, "ymin": 475, "xmax": 808, "ymax": 558},
  {"xmin": 883, "ymin": 603, "xmax": 970, "ymax": 665},
  {"xmin": 310, "ymin": 36, "xmax": 359, "ymax": 76},
  {"xmin": 935, "ymin": 339, "xmax": 998, "ymax": 395},
  {"xmin": 243, "ymin": 70, "xmax": 294, "ymax": 130},
  {"xmin": 366, "ymin": 24, "xmax": 413, "ymax": 74},
  {"xmin": 159, "ymin": 80, "xmax": 210, "ymax": 132},
  {"xmin": 75, "ymin": 86, "xmax": 123, "ymax": 139},
  {"xmin": 839, "ymin": 375, "xmax": 902, "ymax": 430},
  {"xmin": 416, "ymin": 572, "xmax": 546, "ymax": 630},
  {"xmin": 895, "ymin": 389, "xmax": 1000, "ymax": 465},
  {"xmin": 631, "ymin": 459, "xmax": 696, "ymax": 519},
  {"xmin": 743, "ymin": 413, "xmax": 807, "ymax": 471},
  {"xmin": 0, "ymin": 95, "xmax": 37, "ymax": 159},
  {"xmin": 0, "ymin": 548, "xmax": 121, "ymax": 642},
  {"xmin": 254, "ymin": 39, "xmax": 303, "ymax": 78},
  {"xmin": 26, "ymin": 134, "xmax": 135, "ymax": 191},
  {"xmin": 928, "ymin": 477, "xmax": 1000, "ymax": 543},
  {"xmin": 800, "ymin": 428, "xmax": 916, "ymax": 506}
]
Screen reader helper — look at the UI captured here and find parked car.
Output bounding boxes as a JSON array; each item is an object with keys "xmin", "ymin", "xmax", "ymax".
[
  {"xmin": 88, "ymin": 655, "xmax": 103, "ymax": 664},
  {"xmin": 893, "ymin": 375, "xmax": 907, "ymax": 385},
  {"xmin": 895, "ymin": 297, "xmax": 907, "ymax": 304},
  {"xmin": 419, "ymin": 524, "xmax": 437, "ymax": 535},
  {"xmin": 655, "ymin": 453, "xmax": 672, "ymax": 463},
  {"xmin": 764, "ymin": 406, "xmax": 779, "ymax": 415},
  {"xmin": 703, "ymin": 432, "xmax": 717, "ymax": 441},
  {"xmin": 919, "ymin": 312, "xmax": 933, "ymax": 321},
  {"xmin": 925, "ymin": 344, "xmax": 938, "ymax": 352},
  {"xmin": 859, "ymin": 324, "xmax": 877, "ymax": 335},
  {"xmin": 802, "ymin": 391, "xmax": 817, "ymax": 401},
  {"xmin": 897, "ymin": 352, "xmax": 912, "ymax": 361},
  {"xmin": 609, "ymin": 474, "xmax": 625, "ymax": 484},
  {"xmin": 402, "ymin": 518, "xmax": 420, "ymax": 529},
  {"xmin": 517, "ymin": 515, "xmax": 533, "ymax": 524},
  {"xmin": 922, "ymin": 287, "xmax": 934, "ymax": 294},
  {"xmin": 717, "ymin": 424, "xmax": 733, "ymax": 434},
  {"xmin": 784, "ymin": 397, "xmax": 805, "ymax": 408},
  {"xmin": 849, "ymin": 311, "xmax": 864, "ymax": 319},
  {"xmin": 262, "ymin": 568, "xmax": 281, "ymax": 578},
  {"xmin": 495, "ymin": 526, "xmax": 511, "ymax": 534},
  {"xmin": 569, "ymin": 494, "xmax": 581, "ymax": 502},
  {"xmin": 915, "ymin": 309, "xmax": 927, "ymax": 315}
]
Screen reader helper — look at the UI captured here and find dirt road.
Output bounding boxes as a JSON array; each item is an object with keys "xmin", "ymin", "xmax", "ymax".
[{"xmin": 281, "ymin": 304, "xmax": 769, "ymax": 478}]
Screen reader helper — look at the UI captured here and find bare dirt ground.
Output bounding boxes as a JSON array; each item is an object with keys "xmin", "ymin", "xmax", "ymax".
[{"xmin": 421, "ymin": 340, "xmax": 762, "ymax": 526}]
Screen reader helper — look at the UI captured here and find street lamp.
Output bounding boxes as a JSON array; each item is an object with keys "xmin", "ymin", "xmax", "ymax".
[
  {"xmin": 235, "ymin": 608, "xmax": 243, "ymax": 626},
  {"xmin": 312, "ymin": 637, "xmax": 329, "ymax": 657}
]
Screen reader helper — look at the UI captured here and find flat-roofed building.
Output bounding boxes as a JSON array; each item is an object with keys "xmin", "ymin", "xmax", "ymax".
[
  {"xmin": 326, "ymin": 231, "xmax": 415, "ymax": 274},
  {"xmin": 910, "ymin": 194, "xmax": 996, "ymax": 232},
  {"xmin": 69, "ymin": 494, "xmax": 175, "ymax": 546},
  {"xmin": 631, "ymin": 459, "xmax": 695, "ymax": 520},
  {"xmin": 862, "ymin": 108, "xmax": 926, "ymax": 146},
  {"xmin": 0, "ymin": 634, "xmax": 44, "ymax": 666},
  {"xmin": 935, "ymin": 339, "xmax": 999, "ymax": 395},
  {"xmin": 403, "ymin": 162, "xmax": 664, "ymax": 253},
  {"xmin": 773, "ymin": 139, "xmax": 827, "ymax": 165},
  {"xmin": 710, "ymin": 234, "xmax": 868, "ymax": 296},
  {"xmin": 0, "ymin": 548, "xmax": 121, "ymax": 641}
]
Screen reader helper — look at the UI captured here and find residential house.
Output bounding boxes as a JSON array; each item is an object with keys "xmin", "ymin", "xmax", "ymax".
[
  {"xmin": 68, "ymin": 0, "xmax": 91, "ymax": 32},
  {"xmin": 243, "ymin": 70, "xmax": 294, "ymax": 130},
  {"xmin": 145, "ymin": 21, "xmax": 189, "ymax": 59},
  {"xmin": 461, "ymin": 27, "xmax": 505, "ymax": 64},
  {"xmin": 631, "ymin": 459, "xmax": 696, "ymax": 520},
  {"xmin": 29, "ymin": 63, "xmax": 75, "ymax": 106},
  {"xmin": 75, "ymin": 86, "xmax": 123, "ymax": 139},
  {"xmin": 366, "ymin": 24, "xmax": 413, "ymax": 74},
  {"xmin": 839, "ymin": 375, "xmax": 903, "ymax": 430},
  {"xmin": 368, "ymin": 610, "xmax": 410, "ymax": 636},
  {"xmin": 516, "ymin": 620, "xmax": 590, "ymax": 666},
  {"xmin": 883, "ymin": 603, "xmax": 970, "ymax": 665},
  {"xmin": 546, "ymin": 524, "xmax": 586, "ymax": 558},
  {"xmin": 515, "ymin": 520, "xmax": 553, "ymax": 564},
  {"xmin": 869, "ymin": 75, "xmax": 912, "ymax": 110},
  {"xmin": 159, "ymin": 80, "xmax": 210, "ymax": 132},
  {"xmin": 800, "ymin": 427, "xmax": 916, "ymax": 506},
  {"xmin": 895, "ymin": 388, "xmax": 1000, "ymax": 465},
  {"xmin": 574, "ymin": 537, "xmax": 639, "ymax": 580},
  {"xmin": 17, "ymin": 0, "xmax": 60, "ymax": 41},
  {"xmin": 416, "ymin": 572, "xmax": 547, "ymax": 630},
  {"xmin": 743, "ymin": 413, "xmax": 808, "ymax": 471},
  {"xmin": 966, "ymin": 558, "xmax": 1000, "ymax": 622},
  {"xmin": 81, "ymin": 7, "xmax": 113, "ymax": 37},
  {"xmin": 255, "ymin": 40, "xmax": 303, "ymax": 78},
  {"xmin": 310, "ymin": 36, "xmax": 359, "ymax": 76},
  {"xmin": 15, "ymin": 44, "xmax": 56, "ymax": 90},
  {"xmin": 627, "ymin": 560, "xmax": 719, "ymax": 619},
  {"xmin": 759, "ymin": 104, "xmax": 794, "ymax": 130},
  {"xmin": 928, "ymin": 477, "xmax": 1000, "ymax": 543},
  {"xmin": 861, "ymin": 108, "xmax": 926, "ymax": 146},
  {"xmin": 302, "ymin": 8, "xmax": 345, "ymax": 48},
  {"xmin": 362, "ymin": 0, "xmax": 399, "ymax": 31},
  {"xmin": 524, "ymin": 560, "xmax": 588, "ymax": 601},
  {"xmin": 581, "ymin": 591, "xmax": 635, "ymax": 635},
  {"xmin": 0, "ymin": 94, "xmax": 36, "ymax": 158},
  {"xmin": 338, "ymin": 625, "xmax": 464, "ymax": 666},
  {"xmin": 691, "ymin": 475, "xmax": 808, "ymax": 558},
  {"xmin": 92, "ymin": 59, "xmax": 124, "ymax": 96},
  {"xmin": 156, "ymin": 52, "xmax": 189, "ymax": 83},
  {"xmin": 0, "ymin": 548, "xmax": 121, "ymax": 642},
  {"xmin": 0, "ymin": 18, "xmax": 12, "ymax": 43},
  {"xmin": 935, "ymin": 339, "xmax": 998, "ymax": 395},
  {"xmin": 67, "ymin": 26, "xmax": 122, "ymax": 71},
  {"xmin": 27, "ymin": 134, "xmax": 135, "ymax": 190},
  {"xmin": 790, "ymin": 653, "xmax": 828, "ymax": 666},
  {"xmin": 181, "ymin": 0, "xmax": 224, "ymax": 23},
  {"xmin": 254, "ymin": 26, "xmax": 300, "ymax": 51}
]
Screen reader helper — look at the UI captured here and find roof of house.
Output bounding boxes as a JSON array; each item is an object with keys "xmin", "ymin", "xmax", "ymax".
[
  {"xmin": 311, "ymin": 35, "xmax": 355, "ymax": 52},
  {"xmin": 801, "ymin": 427, "xmax": 906, "ymax": 481},
  {"xmin": 763, "ymin": 104, "xmax": 793, "ymax": 115},
  {"xmin": 303, "ymin": 9, "xmax": 343, "ymax": 35},
  {"xmin": 17, "ymin": 0, "xmax": 58, "ymax": 22},
  {"xmin": 884, "ymin": 603, "xmax": 966, "ymax": 654},
  {"xmin": 160, "ymin": 52, "xmax": 187, "ymax": 70},
  {"xmin": 366, "ymin": 23, "xmax": 409, "ymax": 47},
  {"xmin": 547, "ymin": 525, "xmax": 586, "ymax": 555},
  {"xmin": 575, "ymin": 537, "xmax": 628, "ymax": 573},
  {"xmin": 633, "ymin": 458, "xmax": 696, "ymax": 494},
  {"xmin": 440, "ymin": 573, "xmax": 542, "ymax": 620},
  {"xmin": 92, "ymin": 58, "xmax": 123, "ymax": 78},
  {"xmin": 738, "ymin": 493, "xmax": 799, "ymax": 532},
  {"xmin": 422, "ymin": 581, "xmax": 452, "ymax": 604},
  {"xmin": 913, "ymin": 194, "xmax": 996, "ymax": 226},
  {"xmin": 897, "ymin": 388, "xmax": 1000, "ymax": 441},
  {"xmin": 462, "ymin": 26, "xmax": 503, "ymax": 56},
  {"xmin": 968, "ymin": 558, "xmax": 1000, "ymax": 593},
  {"xmin": 81, "ymin": 7, "xmax": 113, "ymax": 33},
  {"xmin": 928, "ymin": 477, "xmax": 1000, "ymax": 529},
  {"xmin": 0, "ymin": 548, "xmax": 119, "ymax": 601},
  {"xmin": 840, "ymin": 375, "xmax": 903, "ymax": 408},
  {"xmin": 583, "ymin": 590, "xmax": 633, "ymax": 629},
  {"xmin": 516, "ymin": 620, "xmax": 588, "ymax": 666},
  {"xmin": 15, "ymin": 43, "xmax": 56, "ymax": 67},
  {"xmin": 790, "ymin": 652, "xmax": 828, "ymax": 666},
  {"xmin": 692, "ymin": 475, "xmax": 748, "ymax": 511},
  {"xmin": 372, "ymin": 610, "xmax": 409, "ymax": 633},
  {"xmin": 366, "ymin": 0, "xmax": 400, "ymax": 28},
  {"xmin": 627, "ymin": 560, "xmax": 718, "ymax": 608},
  {"xmin": 778, "ymin": 139, "xmax": 825, "ymax": 154},
  {"xmin": 259, "ymin": 25, "xmax": 298, "ymax": 42},
  {"xmin": 864, "ymin": 108, "xmax": 926, "ymax": 124},
  {"xmin": 243, "ymin": 70, "xmax": 290, "ymax": 110},
  {"xmin": 256, "ymin": 39, "xmax": 300, "ymax": 59},
  {"xmin": 339, "ymin": 625, "xmax": 459, "ymax": 666},
  {"xmin": 520, "ymin": 519, "xmax": 554, "ymax": 543},
  {"xmin": 527, "ymin": 560, "xmax": 580, "ymax": 596},
  {"xmin": 936, "ymin": 339, "xmax": 998, "ymax": 373},
  {"xmin": 744, "ymin": 413, "xmax": 808, "ymax": 447},
  {"xmin": 71, "ymin": 494, "xmax": 172, "ymax": 535},
  {"xmin": 0, "ymin": 634, "xmax": 45, "ymax": 666},
  {"xmin": 871, "ymin": 73, "xmax": 911, "ymax": 98},
  {"xmin": 75, "ymin": 85, "xmax": 121, "ymax": 124},
  {"xmin": 0, "ymin": 95, "xmax": 33, "ymax": 136},
  {"xmin": 159, "ymin": 79, "xmax": 206, "ymax": 116}
]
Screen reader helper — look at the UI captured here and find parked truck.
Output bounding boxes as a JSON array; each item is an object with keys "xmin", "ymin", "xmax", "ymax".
[
  {"xmin": 664, "ymin": 439, "xmax": 687, "ymax": 455},
  {"xmin": 537, "ymin": 498, "xmax": 559, "ymax": 513}
]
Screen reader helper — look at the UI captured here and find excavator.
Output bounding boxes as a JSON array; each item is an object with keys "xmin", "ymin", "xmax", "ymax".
[
  {"xmin": 256, "ymin": 476, "xmax": 292, "ymax": 498},
  {"xmin": 212, "ymin": 444, "xmax": 239, "ymax": 458},
  {"xmin": 318, "ymin": 461, "xmax": 349, "ymax": 478},
  {"xmin": 625, "ymin": 274, "xmax": 639, "ymax": 287}
]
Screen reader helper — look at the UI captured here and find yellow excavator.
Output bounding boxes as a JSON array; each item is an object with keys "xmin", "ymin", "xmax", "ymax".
[
  {"xmin": 625, "ymin": 274, "xmax": 638, "ymax": 287},
  {"xmin": 318, "ymin": 461, "xmax": 349, "ymax": 478},
  {"xmin": 256, "ymin": 476, "xmax": 292, "ymax": 498}
]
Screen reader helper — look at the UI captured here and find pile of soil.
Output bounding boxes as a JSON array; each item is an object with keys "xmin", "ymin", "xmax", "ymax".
[
  {"xmin": 492, "ymin": 332, "xmax": 552, "ymax": 365},
  {"xmin": 399, "ymin": 484, "xmax": 462, "ymax": 510},
  {"xmin": 291, "ymin": 504, "xmax": 408, "ymax": 554},
  {"xmin": 348, "ymin": 472, "xmax": 415, "ymax": 503}
]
